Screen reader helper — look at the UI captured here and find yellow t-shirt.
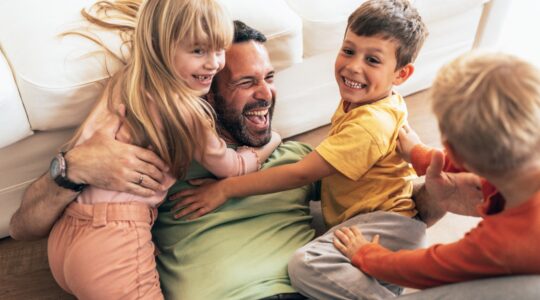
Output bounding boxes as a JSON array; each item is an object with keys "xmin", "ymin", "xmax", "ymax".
[{"xmin": 316, "ymin": 93, "xmax": 417, "ymax": 228}]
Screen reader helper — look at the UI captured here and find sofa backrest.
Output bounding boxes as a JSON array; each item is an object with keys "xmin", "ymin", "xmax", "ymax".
[{"xmin": 0, "ymin": 0, "xmax": 491, "ymax": 149}]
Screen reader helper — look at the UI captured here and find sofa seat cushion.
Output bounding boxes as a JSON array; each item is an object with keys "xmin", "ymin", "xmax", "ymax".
[{"xmin": 0, "ymin": 50, "xmax": 32, "ymax": 148}]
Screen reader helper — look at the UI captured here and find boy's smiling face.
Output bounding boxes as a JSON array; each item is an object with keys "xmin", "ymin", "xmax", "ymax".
[{"xmin": 335, "ymin": 30, "xmax": 410, "ymax": 108}]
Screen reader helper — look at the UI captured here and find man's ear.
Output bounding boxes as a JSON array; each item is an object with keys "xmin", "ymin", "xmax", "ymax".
[{"xmin": 393, "ymin": 63, "xmax": 414, "ymax": 86}]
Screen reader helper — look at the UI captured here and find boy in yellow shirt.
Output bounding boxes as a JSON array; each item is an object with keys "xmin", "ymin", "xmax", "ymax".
[{"xmin": 173, "ymin": 0, "xmax": 428, "ymax": 298}]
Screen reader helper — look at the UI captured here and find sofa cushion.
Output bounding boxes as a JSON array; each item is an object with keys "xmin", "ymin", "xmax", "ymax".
[
  {"xmin": 0, "ymin": 50, "xmax": 32, "ymax": 148},
  {"xmin": 285, "ymin": 0, "xmax": 489, "ymax": 59},
  {"xmin": 414, "ymin": 0, "xmax": 489, "ymax": 24},
  {"xmin": 0, "ymin": 0, "xmax": 124, "ymax": 133},
  {"xmin": 0, "ymin": 0, "xmax": 302, "ymax": 136},
  {"xmin": 221, "ymin": 0, "xmax": 303, "ymax": 71}
]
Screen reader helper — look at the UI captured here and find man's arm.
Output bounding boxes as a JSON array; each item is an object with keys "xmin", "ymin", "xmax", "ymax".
[
  {"xmin": 9, "ymin": 172, "xmax": 78, "ymax": 240},
  {"xmin": 414, "ymin": 150, "xmax": 482, "ymax": 227},
  {"xmin": 9, "ymin": 112, "xmax": 169, "ymax": 240}
]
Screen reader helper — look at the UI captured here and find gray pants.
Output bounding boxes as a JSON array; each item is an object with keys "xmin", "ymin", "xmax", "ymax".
[{"xmin": 288, "ymin": 211, "xmax": 426, "ymax": 300}]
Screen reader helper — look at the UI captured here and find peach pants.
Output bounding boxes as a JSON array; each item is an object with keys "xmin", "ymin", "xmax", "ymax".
[{"xmin": 48, "ymin": 202, "xmax": 163, "ymax": 300}]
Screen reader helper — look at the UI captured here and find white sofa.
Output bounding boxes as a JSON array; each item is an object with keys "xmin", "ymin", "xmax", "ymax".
[{"xmin": 0, "ymin": 0, "xmax": 500, "ymax": 238}]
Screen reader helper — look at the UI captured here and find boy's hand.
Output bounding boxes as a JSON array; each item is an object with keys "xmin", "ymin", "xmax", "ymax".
[
  {"xmin": 425, "ymin": 151, "xmax": 482, "ymax": 216},
  {"xmin": 169, "ymin": 178, "xmax": 229, "ymax": 220},
  {"xmin": 397, "ymin": 123, "xmax": 423, "ymax": 162},
  {"xmin": 333, "ymin": 226, "xmax": 380, "ymax": 260}
]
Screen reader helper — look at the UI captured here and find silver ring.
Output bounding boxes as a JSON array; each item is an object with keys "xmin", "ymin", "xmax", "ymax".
[{"xmin": 137, "ymin": 175, "xmax": 144, "ymax": 185}]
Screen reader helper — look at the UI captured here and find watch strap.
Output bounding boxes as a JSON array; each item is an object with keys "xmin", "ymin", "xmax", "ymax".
[{"xmin": 52, "ymin": 152, "xmax": 87, "ymax": 192}]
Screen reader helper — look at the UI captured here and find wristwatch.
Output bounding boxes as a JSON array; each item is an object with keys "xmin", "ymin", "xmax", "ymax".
[{"xmin": 49, "ymin": 152, "xmax": 87, "ymax": 192}]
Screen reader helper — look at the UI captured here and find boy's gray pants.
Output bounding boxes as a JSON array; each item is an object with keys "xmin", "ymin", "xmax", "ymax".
[{"xmin": 288, "ymin": 211, "xmax": 426, "ymax": 300}]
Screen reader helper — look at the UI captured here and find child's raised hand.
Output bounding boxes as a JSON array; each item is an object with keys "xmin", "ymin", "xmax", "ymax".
[
  {"xmin": 333, "ymin": 226, "xmax": 380, "ymax": 260},
  {"xmin": 169, "ymin": 178, "xmax": 229, "ymax": 220},
  {"xmin": 397, "ymin": 123, "xmax": 423, "ymax": 162}
]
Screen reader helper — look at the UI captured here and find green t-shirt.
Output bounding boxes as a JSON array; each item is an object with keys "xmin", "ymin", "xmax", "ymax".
[{"xmin": 152, "ymin": 141, "xmax": 316, "ymax": 300}]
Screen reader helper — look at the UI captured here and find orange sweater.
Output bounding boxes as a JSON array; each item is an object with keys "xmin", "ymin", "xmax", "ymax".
[{"xmin": 351, "ymin": 145, "xmax": 540, "ymax": 289}]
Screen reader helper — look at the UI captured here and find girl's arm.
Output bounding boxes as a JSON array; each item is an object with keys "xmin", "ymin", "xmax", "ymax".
[
  {"xmin": 171, "ymin": 151, "xmax": 337, "ymax": 219},
  {"xmin": 195, "ymin": 130, "xmax": 281, "ymax": 178}
]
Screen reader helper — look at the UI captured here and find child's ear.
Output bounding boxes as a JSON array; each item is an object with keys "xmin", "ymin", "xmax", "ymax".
[
  {"xmin": 443, "ymin": 140, "xmax": 467, "ymax": 171},
  {"xmin": 393, "ymin": 63, "xmax": 414, "ymax": 86}
]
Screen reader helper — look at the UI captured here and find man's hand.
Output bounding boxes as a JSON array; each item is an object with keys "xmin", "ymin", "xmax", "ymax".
[
  {"xmin": 169, "ymin": 178, "xmax": 229, "ymax": 220},
  {"xmin": 417, "ymin": 150, "xmax": 483, "ymax": 226},
  {"xmin": 334, "ymin": 226, "xmax": 380, "ymax": 260},
  {"xmin": 67, "ymin": 109, "xmax": 169, "ymax": 196},
  {"xmin": 396, "ymin": 123, "xmax": 422, "ymax": 163}
]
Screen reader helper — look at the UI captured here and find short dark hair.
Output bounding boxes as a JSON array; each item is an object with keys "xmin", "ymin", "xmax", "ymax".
[
  {"xmin": 347, "ymin": 0, "xmax": 428, "ymax": 69},
  {"xmin": 233, "ymin": 20, "xmax": 267, "ymax": 43},
  {"xmin": 210, "ymin": 21, "xmax": 267, "ymax": 96}
]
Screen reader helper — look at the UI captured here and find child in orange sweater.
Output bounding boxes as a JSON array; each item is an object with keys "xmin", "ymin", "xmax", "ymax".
[{"xmin": 333, "ymin": 52, "xmax": 540, "ymax": 289}]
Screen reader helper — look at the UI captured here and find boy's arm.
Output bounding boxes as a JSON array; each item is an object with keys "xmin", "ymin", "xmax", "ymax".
[
  {"xmin": 335, "ymin": 222, "xmax": 505, "ymax": 290},
  {"xmin": 397, "ymin": 125, "xmax": 458, "ymax": 176},
  {"xmin": 170, "ymin": 151, "xmax": 337, "ymax": 219}
]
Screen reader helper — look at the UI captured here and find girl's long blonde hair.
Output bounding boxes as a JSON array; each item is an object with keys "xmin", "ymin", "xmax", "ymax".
[{"xmin": 67, "ymin": 0, "xmax": 233, "ymax": 179}]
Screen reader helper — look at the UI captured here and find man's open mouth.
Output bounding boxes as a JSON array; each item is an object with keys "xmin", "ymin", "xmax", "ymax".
[{"xmin": 244, "ymin": 108, "xmax": 270, "ymax": 130}]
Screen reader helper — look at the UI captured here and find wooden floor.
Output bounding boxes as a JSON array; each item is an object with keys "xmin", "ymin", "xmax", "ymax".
[{"xmin": 0, "ymin": 89, "xmax": 442, "ymax": 299}]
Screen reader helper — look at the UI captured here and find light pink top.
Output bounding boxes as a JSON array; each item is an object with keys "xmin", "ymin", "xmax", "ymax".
[{"xmin": 75, "ymin": 97, "xmax": 259, "ymax": 207}]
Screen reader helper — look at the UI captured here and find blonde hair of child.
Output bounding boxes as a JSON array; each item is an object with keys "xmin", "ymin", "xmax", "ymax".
[
  {"xmin": 431, "ymin": 52, "xmax": 540, "ymax": 175},
  {"xmin": 66, "ymin": 0, "xmax": 234, "ymax": 179}
]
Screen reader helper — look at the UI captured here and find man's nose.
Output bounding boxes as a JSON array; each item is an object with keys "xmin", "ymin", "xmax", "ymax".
[{"xmin": 254, "ymin": 81, "xmax": 273, "ymax": 100}]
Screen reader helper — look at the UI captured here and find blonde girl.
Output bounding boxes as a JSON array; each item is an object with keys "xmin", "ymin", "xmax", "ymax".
[{"xmin": 47, "ymin": 0, "xmax": 280, "ymax": 299}]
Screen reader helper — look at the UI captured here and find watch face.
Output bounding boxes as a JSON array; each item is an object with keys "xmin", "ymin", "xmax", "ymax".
[{"xmin": 50, "ymin": 156, "xmax": 62, "ymax": 179}]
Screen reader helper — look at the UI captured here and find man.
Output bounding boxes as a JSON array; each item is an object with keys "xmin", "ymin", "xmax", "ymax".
[
  {"xmin": 10, "ymin": 21, "xmax": 482, "ymax": 299},
  {"xmin": 152, "ymin": 21, "xmax": 317, "ymax": 299}
]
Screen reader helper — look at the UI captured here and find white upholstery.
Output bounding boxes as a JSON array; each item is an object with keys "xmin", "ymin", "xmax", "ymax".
[
  {"xmin": 0, "ymin": 51, "xmax": 32, "ymax": 148},
  {"xmin": 0, "ymin": 0, "xmax": 125, "ymax": 133},
  {"xmin": 0, "ymin": 0, "xmax": 500, "ymax": 238},
  {"xmin": 221, "ymin": 0, "xmax": 303, "ymax": 71}
]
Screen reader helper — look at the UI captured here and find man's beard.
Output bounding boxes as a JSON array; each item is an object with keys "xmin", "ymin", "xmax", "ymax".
[{"xmin": 212, "ymin": 93, "xmax": 274, "ymax": 147}]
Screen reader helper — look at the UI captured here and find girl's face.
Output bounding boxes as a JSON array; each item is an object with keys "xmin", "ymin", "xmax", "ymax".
[{"xmin": 174, "ymin": 42, "xmax": 226, "ymax": 95}]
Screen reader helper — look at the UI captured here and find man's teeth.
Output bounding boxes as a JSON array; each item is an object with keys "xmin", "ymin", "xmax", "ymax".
[
  {"xmin": 245, "ymin": 109, "xmax": 268, "ymax": 116},
  {"xmin": 344, "ymin": 77, "xmax": 366, "ymax": 89}
]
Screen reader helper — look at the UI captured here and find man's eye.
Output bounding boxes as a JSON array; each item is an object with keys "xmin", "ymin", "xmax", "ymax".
[
  {"xmin": 265, "ymin": 74, "xmax": 274, "ymax": 83},
  {"xmin": 237, "ymin": 81, "xmax": 253, "ymax": 88}
]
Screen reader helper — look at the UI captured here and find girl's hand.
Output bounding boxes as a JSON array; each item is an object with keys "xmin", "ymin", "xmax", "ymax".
[
  {"xmin": 169, "ymin": 178, "xmax": 229, "ymax": 220},
  {"xmin": 333, "ymin": 226, "xmax": 380, "ymax": 260},
  {"xmin": 397, "ymin": 123, "xmax": 423, "ymax": 162}
]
